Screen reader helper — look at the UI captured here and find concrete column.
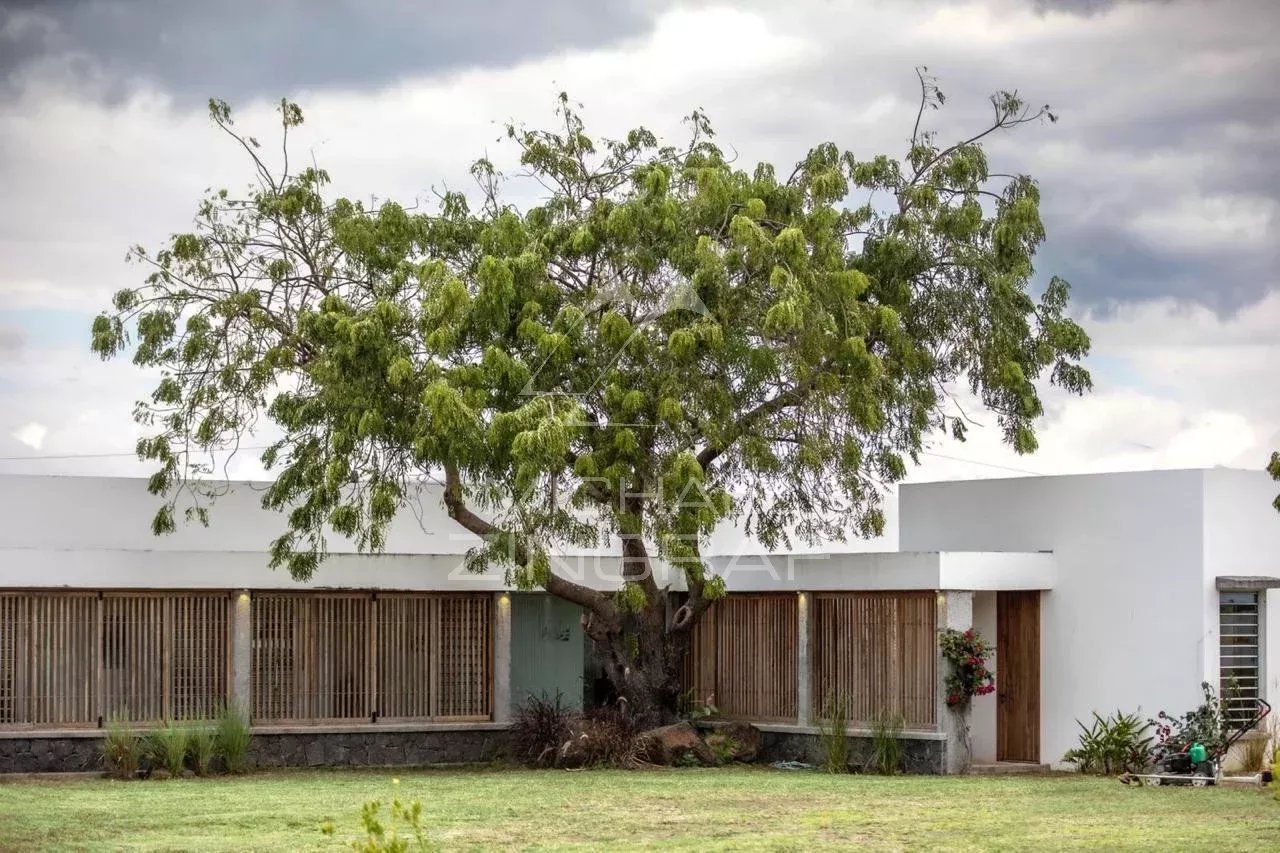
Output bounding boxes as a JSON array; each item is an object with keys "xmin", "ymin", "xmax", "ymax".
[
  {"xmin": 796, "ymin": 591, "xmax": 812, "ymax": 727},
  {"xmin": 492, "ymin": 592, "xmax": 512, "ymax": 724},
  {"xmin": 229, "ymin": 590, "xmax": 252, "ymax": 715},
  {"xmin": 937, "ymin": 590, "xmax": 975, "ymax": 774}
]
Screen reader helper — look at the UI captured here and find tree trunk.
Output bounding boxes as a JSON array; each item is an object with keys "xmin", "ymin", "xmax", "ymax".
[{"xmin": 582, "ymin": 596, "xmax": 694, "ymax": 728}]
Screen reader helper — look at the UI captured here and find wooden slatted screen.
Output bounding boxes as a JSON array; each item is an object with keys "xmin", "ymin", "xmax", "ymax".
[
  {"xmin": 170, "ymin": 594, "xmax": 232, "ymax": 720},
  {"xmin": 0, "ymin": 595, "xmax": 16, "ymax": 724},
  {"xmin": 377, "ymin": 595, "xmax": 434, "ymax": 720},
  {"xmin": 253, "ymin": 592, "xmax": 492, "ymax": 723},
  {"xmin": 102, "ymin": 593, "xmax": 230, "ymax": 722},
  {"xmin": 0, "ymin": 591, "xmax": 228, "ymax": 729},
  {"xmin": 812, "ymin": 592, "xmax": 936, "ymax": 729},
  {"xmin": 436, "ymin": 595, "xmax": 492, "ymax": 719},
  {"xmin": 102, "ymin": 595, "xmax": 165, "ymax": 721},
  {"xmin": 24, "ymin": 593, "xmax": 98, "ymax": 727},
  {"xmin": 685, "ymin": 594, "xmax": 797, "ymax": 722},
  {"xmin": 251, "ymin": 593, "xmax": 371, "ymax": 722}
]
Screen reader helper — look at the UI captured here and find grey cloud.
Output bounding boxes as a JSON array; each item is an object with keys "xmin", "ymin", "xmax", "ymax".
[
  {"xmin": 1036, "ymin": 224, "xmax": 1275, "ymax": 313},
  {"xmin": 1029, "ymin": 0, "xmax": 1171, "ymax": 14},
  {"xmin": 0, "ymin": 0, "xmax": 654, "ymax": 103},
  {"xmin": 747, "ymin": 0, "xmax": 1280, "ymax": 311}
]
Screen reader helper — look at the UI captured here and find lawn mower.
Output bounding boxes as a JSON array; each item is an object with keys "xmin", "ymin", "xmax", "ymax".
[{"xmin": 1120, "ymin": 697, "xmax": 1270, "ymax": 787}]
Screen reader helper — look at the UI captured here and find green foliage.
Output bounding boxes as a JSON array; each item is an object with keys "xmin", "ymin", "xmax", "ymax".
[
  {"xmin": 187, "ymin": 723, "xmax": 218, "ymax": 776},
  {"xmin": 100, "ymin": 718, "xmax": 143, "ymax": 779},
  {"xmin": 706, "ymin": 734, "xmax": 739, "ymax": 765},
  {"xmin": 216, "ymin": 704, "xmax": 253, "ymax": 774},
  {"xmin": 674, "ymin": 749, "xmax": 702, "ymax": 768},
  {"xmin": 321, "ymin": 779, "xmax": 436, "ymax": 851},
  {"xmin": 678, "ymin": 689, "xmax": 719, "ymax": 721},
  {"xmin": 819, "ymin": 691, "xmax": 851, "ymax": 774},
  {"xmin": 939, "ymin": 628, "xmax": 995, "ymax": 710},
  {"xmin": 94, "ymin": 79, "xmax": 1091, "ymax": 711},
  {"xmin": 1151, "ymin": 682, "xmax": 1234, "ymax": 758},
  {"xmin": 1062, "ymin": 710, "xmax": 1153, "ymax": 775},
  {"xmin": 869, "ymin": 711, "xmax": 905, "ymax": 775},
  {"xmin": 146, "ymin": 720, "xmax": 191, "ymax": 777}
]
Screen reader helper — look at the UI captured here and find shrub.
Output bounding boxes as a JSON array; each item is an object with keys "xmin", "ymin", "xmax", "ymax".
[
  {"xmin": 509, "ymin": 693, "xmax": 572, "ymax": 768},
  {"xmin": 1151, "ymin": 682, "xmax": 1232, "ymax": 758},
  {"xmin": 188, "ymin": 722, "xmax": 218, "ymax": 776},
  {"xmin": 100, "ymin": 718, "xmax": 143, "ymax": 779},
  {"xmin": 322, "ymin": 778, "xmax": 436, "ymax": 851},
  {"xmin": 146, "ymin": 720, "xmax": 191, "ymax": 777},
  {"xmin": 1063, "ymin": 710, "xmax": 1153, "ymax": 775},
  {"xmin": 939, "ymin": 628, "xmax": 995, "ymax": 710},
  {"xmin": 578, "ymin": 701, "xmax": 643, "ymax": 767},
  {"xmin": 678, "ymin": 690, "xmax": 719, "ymax": 721},
  {"xmin": 707, "ymin": 734, "xmax": 739, "ymax": 765},
  {"xmin": 869, "ymin": 711, "xmax": 905, "ymax": 775},
  {"xmin": 216, "ymin": 704, "xmax": 253, "ymax": 774},
  {"xmin": 819, "ymin": 691, "xmax": 851, "ymax": 774}
]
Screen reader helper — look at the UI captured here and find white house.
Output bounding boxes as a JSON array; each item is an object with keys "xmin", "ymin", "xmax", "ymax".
[{"xmin": 0, "ymin": 468, "xmax": 1276, "ymax": 773}]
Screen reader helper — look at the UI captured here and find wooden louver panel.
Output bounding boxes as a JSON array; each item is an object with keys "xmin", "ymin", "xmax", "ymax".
[
  {"xmin": 22, "ymin": 593, "xmax": 98, "ymax": 727},
  {"xmin": 0, "ymin": 591, "xmax": 228, "ymax": 729},
  {"xmin": 103, "ymin": 593, "xmax": 230, "ymax": 723},
  {"xmin": 252, "ymin": 592, "xmax": 491, "ymax": 723},
  {"xmin": 251, "ymin": 593, "xmax": 371, "ymax": 722},
  {"xmin": 812, "ymin": 592, "xmax": 937, "ymax": 729},
  {"xmin": 685, "ymin": 594, "xmax": 798, "ymax": 722}
]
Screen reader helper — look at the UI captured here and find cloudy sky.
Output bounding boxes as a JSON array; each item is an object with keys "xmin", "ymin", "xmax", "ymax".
[{"xmin": 0, "ymin": 0, "xmax": 1276, "ymax": 490}]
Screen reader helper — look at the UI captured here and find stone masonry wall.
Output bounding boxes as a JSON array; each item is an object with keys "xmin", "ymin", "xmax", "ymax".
[
  {"xmin": 0, "ymin": 728, "xmax": 508, "ymax": 775},
  {"xmin": 759, "ymin": 730, "xmax": 947, "ymax": 774}
]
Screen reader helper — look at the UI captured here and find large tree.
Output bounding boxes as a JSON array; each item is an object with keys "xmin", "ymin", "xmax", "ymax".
[{"xmin": 92, "ymin": 75, "xmax": 1091, "ymax": 723}]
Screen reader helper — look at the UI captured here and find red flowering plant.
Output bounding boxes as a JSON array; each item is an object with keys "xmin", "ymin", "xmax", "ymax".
[{"xmin": 939, "ymin": 628, "xmax": 995, "ymax": 710}]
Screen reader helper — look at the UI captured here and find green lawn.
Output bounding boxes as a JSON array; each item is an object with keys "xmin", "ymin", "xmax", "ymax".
[{"xmin": 0, "ymin": 767, "xmax": 1276, "ymax": 851}]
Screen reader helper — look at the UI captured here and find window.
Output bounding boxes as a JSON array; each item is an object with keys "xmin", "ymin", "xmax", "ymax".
[{"xmin": 1219, "ymin": 591, "xmax": 1263, "ymax": 726}]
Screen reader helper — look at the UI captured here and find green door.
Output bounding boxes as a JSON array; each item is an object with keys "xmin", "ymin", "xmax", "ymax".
[{"xmin": 510, "ymin": 593, "xmax": 586, "ymax": 709}]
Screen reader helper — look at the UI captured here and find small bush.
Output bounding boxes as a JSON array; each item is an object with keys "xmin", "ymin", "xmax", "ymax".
[
  {"xmin": 707, "ymin": 734, "xmax": 739, "ymax": 765},
  {"xmin": 187, "ymin": 722, "xmax": 218, "ymax": 776},
  {"xmin": 1063, "ymin": 710, "xmax": 1152, "ymax": 775},
  {"xmin": 100, "ymin": 718, "xmax": 143, "ymax": 779},
  {"xmin": 578, "ymin": 701, "xmax": 643, "ymax": 767},
  {"xmin": 509, "ymin": 693, "xmax": 572, "ymax": 768},
  {"xmin": 216, "ymin": 704, "xmax": 253, "ymax": 774},
  {"xmin": 869, "ymin": 711, "xmax": 905, "ymax": 775},
  {"xmin": 819, "ymin": 692, "xmax": 851, "ymax": 774},
  {"xmin": 678, "ymin": 689, "xmax": 719, "ymax": 721},
  {"xmin": 146, "ymin": 720, "xmax": 191, "ymax": 777},
  {"xmin": 1151, "ymin": 682, "xmax": 1232, "ymax": 758},
  {"xmin": 322, "ymin": 778, "xmax": 436, "ymax": 851}
]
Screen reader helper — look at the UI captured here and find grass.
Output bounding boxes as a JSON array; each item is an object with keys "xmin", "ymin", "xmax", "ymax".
[{"xmin": 0, "ymin": 767, "xmax": 1276, "ymax": 851}]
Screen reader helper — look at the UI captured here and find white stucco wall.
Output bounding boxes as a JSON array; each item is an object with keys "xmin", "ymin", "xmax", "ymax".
[
  {"xmin": 969, "ymin": 591, "xmax": 999, "ymax": 764},
  {"xmin": 901, "ymin": 469, "xmax": 1210, "ymax": 768},
  {"xmin": 1202, "ymin": 468, "xmax": 1280, "ymax": 722},
  {"xmin": 0, "ymin": 475, "xmax": 1047, "ymax": 594}
]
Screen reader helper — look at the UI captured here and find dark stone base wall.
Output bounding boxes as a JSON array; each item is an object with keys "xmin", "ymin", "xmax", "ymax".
[
  {"xmin": 250, "ymin": 729, "xmax": 508, "ymax": 769},
  {"xmin": 0, "ymin": 737, "xmax": 102, "ymax": 773},
  {"xmin": 0, "ymin": 729, "xmax": 509, "ymax": 774},
  {"xmin": 759, "ymin": 730, "xmax": 946, "ymax": 774}
]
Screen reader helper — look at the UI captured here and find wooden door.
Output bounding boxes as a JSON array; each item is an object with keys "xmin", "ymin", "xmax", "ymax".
[{"xmin": 996, "ymin": 591, "xmax": 1040, "ymax": 762}]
